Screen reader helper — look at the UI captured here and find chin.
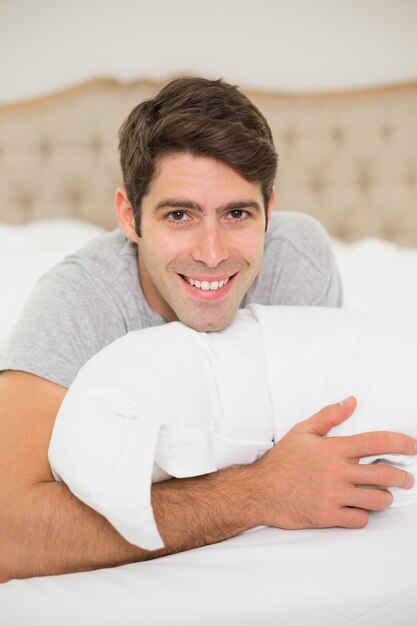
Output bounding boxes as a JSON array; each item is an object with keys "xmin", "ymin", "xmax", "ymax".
[{"xmin": 182, "ymin": 311, "xmax": 236, "ymax": 333}]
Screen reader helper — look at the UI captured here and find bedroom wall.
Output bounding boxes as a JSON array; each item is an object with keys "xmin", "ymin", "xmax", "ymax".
[{"xmin": 1, "ymin": 0, "xmax": 417, "ymax": 105}]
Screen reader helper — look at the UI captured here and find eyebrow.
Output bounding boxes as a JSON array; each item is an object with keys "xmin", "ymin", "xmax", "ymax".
[{"xmin": 154, "ymin": 198, "xmax": 262, "ymax": 214}]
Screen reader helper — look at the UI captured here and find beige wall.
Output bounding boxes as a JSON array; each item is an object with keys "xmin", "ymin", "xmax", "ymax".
[{"xmin": 1, "ymin": 0, "xmax": 417, "ymax": 105}]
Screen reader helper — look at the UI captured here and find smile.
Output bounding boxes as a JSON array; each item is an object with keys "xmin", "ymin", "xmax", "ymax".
[{"xmin": 180, "ymin": 275, "xmax": 232, "ymax": 291}]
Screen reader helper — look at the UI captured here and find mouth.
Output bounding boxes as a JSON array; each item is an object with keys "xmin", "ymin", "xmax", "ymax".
[
  {"xmin": 178, "ymin": 273, "xmax": 237, "ymax": 298},
  {"xmin": 180, "ymin": 275, "xmax": 234, "ymax": 291}
]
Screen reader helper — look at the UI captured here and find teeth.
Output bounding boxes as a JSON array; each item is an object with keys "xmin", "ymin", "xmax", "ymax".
[{"xmin": 184, "ymin": 276, "xmax": 230, "ymax": 290}]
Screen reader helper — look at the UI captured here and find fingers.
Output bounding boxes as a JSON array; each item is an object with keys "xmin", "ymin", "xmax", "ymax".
[
  {"xmin": 332, "ymin": 463, "xmax": 414, "ymax": 526},
  {"xmin": 261, "ymin": 396, "xmax": 416, "ymax": 532},
  {"xmin": 347, "ymin": 487, "xmax": 394, "ymax": 511},
  {"xmin": 334, "ymin": 507, "xmax": 369, "ymax": 529},
  {"xmin": 293, "ymin": 396, "xmax": 357, "ymax": 437},
  {"xmin": 350, "ymin": 463, "xmax": 415, "ymax": 490},
  {"xmin": 293, "ymin": 399, "xmax": 417, "ymax": 459},
  {"xmin": 335, "ymin": 430, "xmax": 417, "ymax": 459},
  {"xmin": 332, "ymin": 489, "xmax": 393, "ymax": 528}
]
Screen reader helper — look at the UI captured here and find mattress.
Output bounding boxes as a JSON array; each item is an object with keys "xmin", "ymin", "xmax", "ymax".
[{"xmin": 1, "ymin": 219, "xmax": 416, "ymax": 625}]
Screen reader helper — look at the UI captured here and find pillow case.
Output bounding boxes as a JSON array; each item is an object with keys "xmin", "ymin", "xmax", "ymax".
[{"xmin": 48, "ymin": 305, "xmax": 417, "ymax": 550}]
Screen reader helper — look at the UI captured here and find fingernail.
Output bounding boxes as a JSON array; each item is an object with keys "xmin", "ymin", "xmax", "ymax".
[
  {"xmin": 407, "ymin": 474, "xmax": 415, "ymax": 489},
  {"xmin": 414, "ymin": 440, "xmax": 417, "ymax": 453},
  {"xmin": 340, "ymin": 396, "xmax": 353, "ymax": 406}
]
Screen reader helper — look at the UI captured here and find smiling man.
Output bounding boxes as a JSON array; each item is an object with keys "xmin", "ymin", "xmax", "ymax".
[
  {"xmin": 117, "ymin": 152, "xmax": 273, "ymax": 332},
  {"xmin": 2, "ymin": 77, "xmax": 412, "ymax": 582}
]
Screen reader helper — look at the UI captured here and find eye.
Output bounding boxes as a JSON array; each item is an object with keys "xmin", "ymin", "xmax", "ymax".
[
  {"xmin": 167, "ymin": 211, "xmax": 189, "ymax": 223},
  {"xmin": 227, "ymin": 209, "xmax": 249, "ymax": 221}
]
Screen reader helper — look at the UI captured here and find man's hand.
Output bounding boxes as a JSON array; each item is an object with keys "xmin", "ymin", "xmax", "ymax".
[{"xmin": 247, "ymin": 396, "xmax": 416, "ymax": 530}]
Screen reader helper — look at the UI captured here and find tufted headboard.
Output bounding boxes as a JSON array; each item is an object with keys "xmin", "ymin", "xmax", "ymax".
[{"xmin": 1, "ymin": 78, "xmax": 416, "ymax": 244}]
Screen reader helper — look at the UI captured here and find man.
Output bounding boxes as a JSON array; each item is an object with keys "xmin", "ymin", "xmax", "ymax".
[{"xmin": 0, "ymin": 77, "xmax": 414, "ymax": 581}]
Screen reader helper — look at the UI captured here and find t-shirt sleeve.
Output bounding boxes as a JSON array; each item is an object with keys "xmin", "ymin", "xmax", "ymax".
[
  {"xmin": 245, "ymin": 212, "xmax": 343, "ymax": 307},
  {"xmin": 0, "ymin": 264, "xmax": 127, "ymax": 388}
]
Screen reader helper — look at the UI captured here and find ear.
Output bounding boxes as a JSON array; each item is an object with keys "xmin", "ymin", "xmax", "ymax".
[
  {"xmin": 115, "ymin": 187, "xmax": 140, "ymax": 242},
  {"xmin": 266, "ymin": 188, "xmax": 276, "ymax": 228}
]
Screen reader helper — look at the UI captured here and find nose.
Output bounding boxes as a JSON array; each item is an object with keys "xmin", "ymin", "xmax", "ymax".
[{"xmin": 191, "ymin": 223, "xmax": 229, "ymax": 268}]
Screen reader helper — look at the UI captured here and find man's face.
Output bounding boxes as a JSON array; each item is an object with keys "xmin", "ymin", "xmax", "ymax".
[{"xmin": 126, "ymin": 153, "xmax": 271, "ymax": 332}]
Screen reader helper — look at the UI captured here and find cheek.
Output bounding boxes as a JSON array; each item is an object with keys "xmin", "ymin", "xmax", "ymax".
[
  {"xmin": 143, "ymin": 229, "xmax": 191, "ymax": 268},
  {"xmin": 235, "ymin": 229, "xmax": 265, "ymax": 264}
]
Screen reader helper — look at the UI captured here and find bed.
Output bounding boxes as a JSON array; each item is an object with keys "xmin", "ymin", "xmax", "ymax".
[{"xmin": 0, "ymin": 78, "xmax": 417, "ymax": 625}]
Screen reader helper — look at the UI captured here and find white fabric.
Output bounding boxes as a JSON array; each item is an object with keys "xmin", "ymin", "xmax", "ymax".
[
  {"xmin": 1, "ymin": 504, "xmax": 417, "ymax": 626},
  {"xmin": 49, "ymin": 312, "xmax": 275, "ymax": 549},
  {"xmin": 0, "ymin": 219, "xmax": 105, "ymax": 357},
  {"xmin": 49, "ymin": 304, "xmax": 417, "ymax": 550},
  {"xmin": 332, "ymin": 236, "xmax": 417, "ymax": 316}
]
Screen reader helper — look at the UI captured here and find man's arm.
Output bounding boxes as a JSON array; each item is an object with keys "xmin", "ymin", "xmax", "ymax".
[
  {"xmin": 1, "ymin": 370, "xmax": 279, "ymax": 580},
  {"xmin": 0, "ymin": 374, "xmax": 415, "ymax": 581}
]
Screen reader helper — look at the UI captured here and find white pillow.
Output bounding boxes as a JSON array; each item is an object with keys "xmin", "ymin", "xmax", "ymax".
[
  {"xmin": 332, "ymin": 237, "xmax": 417, "ymax": 315},
  {"xmin": 0, "ymin": 219, "xmax": 106, "ymax": 356},
  {"xmin": 48, "ymin": 305, "xmax": 417, "ymax": 550}
]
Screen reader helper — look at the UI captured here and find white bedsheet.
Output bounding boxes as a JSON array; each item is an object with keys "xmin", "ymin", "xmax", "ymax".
[
  {"xmin": 1, "ymin": 506, "xmax": 417, "ymax": 626},
  {"xmin": 332, "ymin": 237, "xmax": 417, "ymax": 316},
  {"xmin": 1, "ymin": 219, "xmax": 417, "ymax": 625},
  {"xmin": 0, "ymin": 219, "xmax": 106, "ymax": 357}
]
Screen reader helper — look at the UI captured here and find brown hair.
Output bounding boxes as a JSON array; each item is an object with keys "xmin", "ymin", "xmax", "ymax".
[{"xmin": 118, "ymin": 77, "xmax": 278, "ymax": 235}]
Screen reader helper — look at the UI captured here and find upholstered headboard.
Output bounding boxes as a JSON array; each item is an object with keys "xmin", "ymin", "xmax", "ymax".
[{"xmin": 1, "ymin": 78, "xmax": 416, "ymax": 244}]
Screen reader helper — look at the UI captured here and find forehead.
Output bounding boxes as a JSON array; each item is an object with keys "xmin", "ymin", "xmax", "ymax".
[{"xmin": 146, "ymin": 152, "xmax": 263, "ymax": 203}]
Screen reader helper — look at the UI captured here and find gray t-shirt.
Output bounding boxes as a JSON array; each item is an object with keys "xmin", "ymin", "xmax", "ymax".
[{"xmin": 0, "ymin": 212, "xmax": 342, "ymax": 387}]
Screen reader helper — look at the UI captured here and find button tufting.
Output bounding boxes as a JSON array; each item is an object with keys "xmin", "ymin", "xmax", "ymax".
[
  {"xmin": 91, "ymin": 138, "xmax": 102, "ymax": 153},
  {"xmin": 283, "ymin": 129, "xmax": 296, "ymax": 144},
  {"xmin": 336, "ymin": 226, "xmax": 347, "ymax": 239},
  {"xmin": 18, "ymin": 194, "xmax": 34, "ymax": 217},
  {"xmin": 380, "ymin": 124, "xmax": 392, "ymax": 141},
  {"xmin": 69, "ymin": 191, "xmax": 81, "ymax": 205},
  {"xmin": 405, "ymin": 172, "xmax": 416, "ymax": 188},
  {"xmin": 357, "ymin": 168, "xmax": 372, "ymax": 192},
  {"xmin": 310, "ymin": 176, "xmax": 324, "ymax": 194},
  {"xmin": 381, "ymin": 224, "xmax": 395, "ymax": 240},
  {"xmin": 331, "ymin": 127, "xmax": 344, "ymax": 142},
  {"xmin": 39, "ymin": 141, "xmax": 52, "ymax": 156},
  {"xmin": 358, "ymin": 176, "xmax": 370, "ymax": 191}
]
